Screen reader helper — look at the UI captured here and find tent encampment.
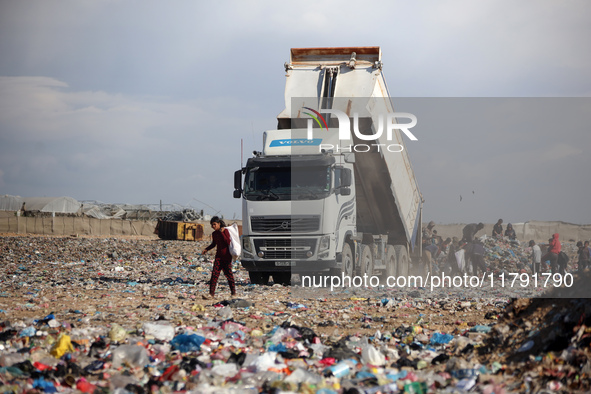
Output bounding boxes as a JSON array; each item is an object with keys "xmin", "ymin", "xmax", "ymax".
[{"xmin": 0, "ymin": 195, "xmax": 81, "ymax": 214}]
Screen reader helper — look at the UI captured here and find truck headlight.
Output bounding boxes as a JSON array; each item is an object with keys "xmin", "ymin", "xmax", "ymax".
[
  {"xmin": 242, "ymin": 237, "xmax": 253, "ymax": 254},
  {"xmin": 319, "ymin": 235, "xmax": 330, "ymax": 252}
]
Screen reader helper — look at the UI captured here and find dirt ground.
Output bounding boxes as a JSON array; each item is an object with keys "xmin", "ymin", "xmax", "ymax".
[{"xmin": 1, "ymin": 234, "xmax": 590, "ymax": 393}]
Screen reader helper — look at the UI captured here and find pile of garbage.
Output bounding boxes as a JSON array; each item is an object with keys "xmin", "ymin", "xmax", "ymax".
[
  {"xmin": 0, "ymin": 235, "xmax": 589, "ymax": 393},
  {"xmin": 160, "ymin": 209, "xmax": 203, "ymax": 222},
  {"xmin": 435, "ymin": 236, "xmax": 579, "ymax": 278},
  {"xmin": 478, "ymin": 294, "xmax": 591, "ymax": 392}
]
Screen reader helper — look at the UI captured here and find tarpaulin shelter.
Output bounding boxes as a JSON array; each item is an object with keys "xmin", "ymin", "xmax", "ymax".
[
  {"xmin": 0, "ymin": 195, "xmax": 81, "ymax": 214},
  {"xmin": 0, "ymin": 195, "xmax": 22, "ymax": 211}
]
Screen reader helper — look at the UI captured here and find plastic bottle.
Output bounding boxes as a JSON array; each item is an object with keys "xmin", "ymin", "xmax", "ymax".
[
  {"xmin": 323, "ymin": 359, "xmax": 358, "ymax": 378},
  {"xmin": 403, "ymin": 381, "xmax": 427, "ymax": 394}
]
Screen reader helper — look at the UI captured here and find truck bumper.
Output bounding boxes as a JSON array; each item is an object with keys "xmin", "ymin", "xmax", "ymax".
[{"xmin": 240, "ymin": 259, "xmax": 338, "ymax": 273}]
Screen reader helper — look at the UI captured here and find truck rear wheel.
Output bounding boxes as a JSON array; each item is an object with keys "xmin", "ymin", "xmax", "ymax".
[
  {"xmin": 394, "ymin": 245, "xmax": 409, "ymax": 278},
  {"xmin": 249, "ymin": 271, "xmax": 270, "ymax": 285},
  {"xmin": 358, "ymin": 244, "xmax": 373, "ymax": 277},
  {"xmin": 383, "ymin": 245, "xmax": 397, "ymax": 282}
]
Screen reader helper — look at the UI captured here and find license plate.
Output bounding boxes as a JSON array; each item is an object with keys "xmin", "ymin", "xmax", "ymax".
[{"xmin": 275, "ymin": 261, "xmax": 296, "ymax": 266}]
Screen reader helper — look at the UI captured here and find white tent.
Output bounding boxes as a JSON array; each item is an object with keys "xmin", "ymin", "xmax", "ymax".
[
  {"xmin": 20, "ymin": 196, "xmax": 81, "ymax": 214},
  {"xmin": 0, "ymin": 195, "xmax": 23, "ymax": 211}
]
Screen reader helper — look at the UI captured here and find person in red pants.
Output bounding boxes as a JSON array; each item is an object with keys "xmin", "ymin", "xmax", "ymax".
[{"xmin": 201, "ymin": 216, "xmax": 236, "ymax": 299}]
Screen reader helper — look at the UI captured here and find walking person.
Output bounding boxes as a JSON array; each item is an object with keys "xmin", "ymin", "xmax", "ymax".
[{"xmin": 201, "ymin": 216, "xmax": 236, "ymax": 300}]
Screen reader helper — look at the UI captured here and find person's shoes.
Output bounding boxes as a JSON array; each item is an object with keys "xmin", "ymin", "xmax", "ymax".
[{"xmin": 202, "ymin": 294, "xmax": 214, "ymax": 300}]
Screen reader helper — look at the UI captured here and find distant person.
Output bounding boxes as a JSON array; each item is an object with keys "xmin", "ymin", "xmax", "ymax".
[
  {"xmin": 577, "ymin": 241, "xmax": 590, "ymax": 272},
  {"xmin": 446, "ymin": 237, "xmax": 461, "ymax": 274},
  {"xmin": 422, "ymin": 221, "xmax": 438, "ymax": 262},
  {"xmin": 504, "ymin": 223, "xmax": 516, "ymax": 240},
  {"xmin": 542, "ymin": 233, "xmax": 561, "ymax": 274},
  {"xmin": 436, "ymin": 237, "xmax": 452, "ymax": 260},
  {"xmin": 201, "ymin": 216, "xmax": 236, "ymax": 300},
  {"xmin": 20, "ymin": 202, "xmax": 26, "ymax": 217},
  {"xmin": 422, "ymin": 221, "xmax": 437, "ymax": 247},
  {"xmin": 470, "ymin": 239, "xmax": 487, "ymax": 275},
  {"xmin": 432, "ymin": 230, "xmax": 443, "ymax": 246},
  {"xmin": 492, "ymin": 219, "xmax": 503, "ymax": 238},
  {"xmin": 462, "ymin": 222, "xmax": 484, "ymax": 243},
  {"xmin": 529, "ymin": 240, "xmax": 542, "ymax": 274},
  {"xmin": 422, "ymin": 221, "xmax": 435, "ymax": 241}
]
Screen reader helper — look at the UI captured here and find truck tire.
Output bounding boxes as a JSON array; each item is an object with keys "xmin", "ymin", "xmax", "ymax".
[
  {"xmin": 394, "ymin": 245, "xmax": 409, "ymax": 278},
  {"xmin": 358, "ymin": 244, "xmax": 373, "ymax": 277},
  {"xmin": 333, "ymin": 242, "xmax": 354, "ymax": 278},
  {"xmin": 249, "ymin": 271, "xmax": 270, "ymax": 285},
  {"xmin": 382, "ymin": 245, "xmax": 397, "ymax": 282},
  {"xmin": 273, "ymin": 272, "xmax": 291, "ymax": 286}
]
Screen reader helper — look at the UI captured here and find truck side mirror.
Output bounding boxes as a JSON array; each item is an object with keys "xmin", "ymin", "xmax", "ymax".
[
  {"xmin": 341, "ymin": 169, "xmax": 352, "ymax": 187},
  {"xmin": 233, "ymin": 170, "xmax": 242, "ymax": 198},
  {"xmin": 340, "ymin": 187, "xmax": 351, "ymax": 196}
]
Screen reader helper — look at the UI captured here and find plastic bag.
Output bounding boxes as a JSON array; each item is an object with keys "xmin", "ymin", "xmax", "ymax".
[
  {"xmin": 111, "ymin": 345, "xmax": 149, "ymax": 368},
  {"xmin": 170, "ymin": 334, "xmax": 205, "ymax": 353},
  {"xmin": 50, "ymin": 334, "xmax": 74, "ymax": 358},
  {"xmin": 455, "ymin": 249, "xmax": 465, "ymax": 273},
  {"xmin": 226, "ymin": 223, "xmax": 241, "ymax": 258}
]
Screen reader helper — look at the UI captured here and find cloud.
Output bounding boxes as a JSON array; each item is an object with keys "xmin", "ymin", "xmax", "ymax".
[
  {"xmin": 0, "ymin": 76, "xmax": 270, "ymax": 214},
  {"xmin": 1, "ymin": 1, "xmax": 590, "ymax": 221}
]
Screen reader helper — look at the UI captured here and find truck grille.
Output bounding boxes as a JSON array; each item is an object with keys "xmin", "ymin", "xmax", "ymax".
[
  {"xmin": 251, "ymin": 216, "xmax": 320, "ymax": 233},
  {"xmin": 254, "ymin": 238, "xmax": 317, "ymax": 259}
]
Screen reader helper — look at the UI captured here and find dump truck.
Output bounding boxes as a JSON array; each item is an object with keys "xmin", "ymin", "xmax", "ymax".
[{"xmin": 233, "ymin": 47, "xmax": 424, "ymax": 285}]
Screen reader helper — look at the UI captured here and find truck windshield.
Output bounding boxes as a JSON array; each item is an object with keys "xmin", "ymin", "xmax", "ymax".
[{"xmin": 244, "ymin": 166, "xmax": 331, "ymax": 201}]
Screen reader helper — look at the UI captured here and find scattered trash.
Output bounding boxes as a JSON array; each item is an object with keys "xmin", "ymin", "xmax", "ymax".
[{"xmin": 0, "ymin": 235, "xmax": 587, "ymax": 392}]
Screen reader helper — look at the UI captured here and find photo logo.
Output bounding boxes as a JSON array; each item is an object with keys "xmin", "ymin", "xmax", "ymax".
[
  {"xmin": 303, "ymin": 107, "xmax": 418, "ymax": 153},
  {"xmin": 303, "ymin": 107, "xmax": 329, "ymax": 132}
]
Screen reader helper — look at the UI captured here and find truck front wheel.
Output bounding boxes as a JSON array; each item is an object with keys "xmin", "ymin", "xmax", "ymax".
[
  {"xmin": 249, "ymin": 271, "xmax": 270, "ymax": 285},
  {"xmin": 273, "ymin": 272, "xmax": 291, "ymax": 286},
  {"xmin": 340, "ymin": 243, "xmax": 354, "ymax": 278}
]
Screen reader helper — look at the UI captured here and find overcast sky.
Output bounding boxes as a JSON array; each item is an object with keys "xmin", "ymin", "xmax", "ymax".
[{"xmin": 1, "ymin": 1, "xmax": 590, "ymax": 224}]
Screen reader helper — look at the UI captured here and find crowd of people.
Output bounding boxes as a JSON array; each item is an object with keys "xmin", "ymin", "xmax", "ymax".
[{"xmin": 421, "ymin": 219, "xmax": 591, "ymax": 276}]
